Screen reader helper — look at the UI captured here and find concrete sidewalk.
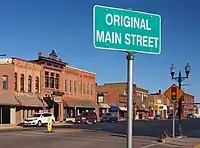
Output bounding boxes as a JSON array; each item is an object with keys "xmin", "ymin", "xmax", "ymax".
[{"xmin": 163, "ymin": 137, "xmax": 200, "ymax": 147}]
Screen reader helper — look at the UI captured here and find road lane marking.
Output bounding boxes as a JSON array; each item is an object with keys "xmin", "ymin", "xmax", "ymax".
[{"xmin": 140, "ymin": 143, "xmax": 159, "ymax": 148}]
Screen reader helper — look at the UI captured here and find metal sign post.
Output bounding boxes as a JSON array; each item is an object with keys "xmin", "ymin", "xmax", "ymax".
[
  {"xmin": 93, "ymin": 5, "xmax": 162, "ymax": 148},
  {"xmin": 126, "ymin": 53, "xmax": 134, "ymax": 148},
  {"xmin": 172, "ymin": 103, "xmax": 176, "ymax": 138}
]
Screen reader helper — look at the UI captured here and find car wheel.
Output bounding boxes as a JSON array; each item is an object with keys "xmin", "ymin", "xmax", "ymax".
[
  {"xmin": 86, "ymin": 119, "xmax": 89, "ymax": 124},
  {"xmin": 37, "ymin": 121, "xmax": 42, "ymax": 127}
]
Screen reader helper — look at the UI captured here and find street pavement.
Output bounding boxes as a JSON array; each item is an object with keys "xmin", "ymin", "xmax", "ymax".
[{"xmin": 0, "ymin": 119, "xmax": 200, "ymax": 148}]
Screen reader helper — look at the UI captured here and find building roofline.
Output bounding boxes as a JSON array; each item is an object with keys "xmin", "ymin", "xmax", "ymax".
[
  {"xmin": 12, "ymin": 57, "xmax": 41, "ymax": 66},
  {"xmin": 66, "ymin": 65, "xmax": 96, "ymax": 75}
]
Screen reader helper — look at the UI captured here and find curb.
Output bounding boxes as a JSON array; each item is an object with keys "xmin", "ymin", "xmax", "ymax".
[
  {"xmin": 161, "ymin": 137, "xmax": 199, "ymax": 147},
  {"xmin": 0, "ymin": 126, "xmax": 23, "ymax": 131},
  {"xmin": 194, "ymin": 144, "xmax": 200, "ymax": 148}
]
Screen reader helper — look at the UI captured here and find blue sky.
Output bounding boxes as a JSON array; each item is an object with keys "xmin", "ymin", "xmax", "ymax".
[{"xmin": 0, "ymin": 0, "xmax": 199, "ymax": 102}]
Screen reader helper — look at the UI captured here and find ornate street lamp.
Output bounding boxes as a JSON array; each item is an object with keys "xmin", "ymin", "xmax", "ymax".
[{"xmin": 170, "ymin": 63, "xmax": 191, "ymax": 137}]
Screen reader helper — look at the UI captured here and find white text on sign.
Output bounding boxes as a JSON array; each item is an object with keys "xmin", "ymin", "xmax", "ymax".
[{"xmin": 96, "ymin": 13, "xmax": 159, "ymax": 48}]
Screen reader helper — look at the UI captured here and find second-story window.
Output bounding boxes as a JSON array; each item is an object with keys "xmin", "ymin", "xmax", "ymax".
[
  {"xmin": 14, "ymin": 72, "xmax": 17, "ymax": 91},
  {"xmin": 74, "ymin": 80, "xmax": 77, "ymax": 94},
  {"xmin": 50, "ymin": 72, "xmax": 54, "ymax": 88},
  {"xmin": 35, "ymin": 77, "xmax": 39, "ymax": 93},
  {"xmin": 45, "ymin": 71, "xmax": 49, "ymax": 88},
  {"xmin": 2, "ymin": 75, "xmax": 8, "ymax": 90},
  {"xmin": 28, "ymin": 75, "xmax": 32, "ymax": 92},
  {"xmin": 55, "ymin": 73, "xmax": 59, "ymax": 89},
  {"xmin": 87, "ymin": 83, "xmax": 90, "ymax": 95},
  {"xmin": 83, "ymin": 82, "xmax": 86, "ymax": 94},
  {"xmin": 70, "ymin": 80, "xmax": 72, "ymax": 93},
  {"xmin": 65, "ymin": 79, "xmax": 68, "ymax": 92},
  {"xmin": 91, "ymin": 84, "xmax": 93, "ymax": 95},
  {"xmin": 20, "ymin": 74, "xmax": 24, "ymax": 92},
  {"xmin": 79, "ymin": 82, "xmax": 82, "ymax": 94}
]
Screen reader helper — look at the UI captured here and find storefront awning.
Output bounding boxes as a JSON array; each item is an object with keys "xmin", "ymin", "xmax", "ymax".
[
  {"xmin": 0, "ymin": 93, "xmax": 19, "ymax": 106},
  {"xmin": 63, "ymin": 99, "xmax": 82, "ymax": 107},
  {"xmin": 110, "ymin": 106, "xmax": 120, "ymax": 111},
  {"xmin": 80, "ymin": 100, "xmax": 94, "ymax": 108},
  {"xmin": 137, "ymin": 104, "xmax": 145, "ymax": 111},
  {"xmin": 16, "ymin": 95, "xmax": 47, "ymax": 107},
  {"xmin": 137, "ymin": 104, "xmax": 149, "ymax": 112},
  {"xmin": 43, "ymin": 97, "xmax": 57, "ymax": 108},
  {"xmin": 99, "ymin": 103, "xmax": 110, "ymax": 108},
  {"xmin": 63, "ymin": 98, "xmax": 96, "ymax": 108},
  {"xmin": 119, "ymin": 106, "xmax": 127, "ymax": 111}
]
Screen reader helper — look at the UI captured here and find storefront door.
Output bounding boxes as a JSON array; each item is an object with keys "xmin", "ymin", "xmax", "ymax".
[{"xmin": 0, "ymin": 106, "xmax": 10, "ymax": 124}]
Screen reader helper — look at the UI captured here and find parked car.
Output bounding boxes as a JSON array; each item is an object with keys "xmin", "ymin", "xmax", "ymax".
[
  {"xmin": 167, "ymin": 113, "xmax": 179, "ymax": 119},
  {"xmin": 187, "ymin": 113, "xmax": 195, "ymax": 119},
  {"xmin": 75, "ymin": 112, "xmax": 97, "ymax": 124},
  {"xmin": 24, "ymin": 112, "xmax": 55, "ymax": 127},
  {"xmin": 153, "ymin": 114, "xmax": 163, "ymax": 120},
  {"xmin": 193, "ymin": 113, "xmax": 200, "ymax": 118},
  {"xmin": 100, "ymin": 112, "xmax": 118, "ymax": 123}
]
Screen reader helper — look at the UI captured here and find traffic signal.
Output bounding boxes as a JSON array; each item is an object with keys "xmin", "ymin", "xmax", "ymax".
[{"xmin": 171, "ymin": 87, "xmax": 177, "ymax": 101}]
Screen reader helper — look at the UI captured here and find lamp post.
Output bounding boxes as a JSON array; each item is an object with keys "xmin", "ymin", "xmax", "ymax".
[{"xmin": 170, "ymin": 63, "xmax": 191, "ymax": 136}]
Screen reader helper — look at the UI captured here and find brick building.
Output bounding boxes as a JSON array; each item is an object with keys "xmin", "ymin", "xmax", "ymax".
[
  {"xmin": 0, "ymin": 58, "xmax": 46, "ymax": 124},
  {"xmin": 0, "ymin": 50, "xmax": 97, "ymax": 124},
  {"xmin": 148, "ymin": 90, "xmax": 171, "ymax": 119},
  {"xmin": 97, "ymin": 82, "xmax": 149, "ymax": 119},
  {"xmin": 182, "ymin": 93, "xmax": 194, "ymax": 117}
]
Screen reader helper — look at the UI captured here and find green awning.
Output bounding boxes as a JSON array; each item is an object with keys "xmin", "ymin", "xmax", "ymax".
[{"xmin": 80, "ymin": 100, "xmax": 94, "ymax": 108}]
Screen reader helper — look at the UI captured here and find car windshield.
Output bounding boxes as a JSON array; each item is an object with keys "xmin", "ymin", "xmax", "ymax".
[
  {"xmin": 31, "ymin": 114, "xmax": 41, "ymax": 117},
  {"xmin": 105, "ymin": 113, "xmax": 111, "ymax": 116}
]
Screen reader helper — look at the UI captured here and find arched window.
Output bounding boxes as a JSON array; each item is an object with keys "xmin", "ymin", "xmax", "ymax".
[
  {"xmin": 87, "ymin": 83, "xmax": 90, "ymax": 95},
  {"xmin": 20, "ymin": 74, "xmax": 24, "ymax": 92},
  {"xmin": 28, "ymin": 75, "xmax": 32, "ymax": 92},
  {"xmin": 35, "ymin": 77, "xmax": 39, "ymax": 93},
  {"xmin": 83, "ymin": 82, "xmax": 86, "ymax": 94},
  {"xmin": 14, "ymin": 73, "xmax": 17, "ymax": 91}
]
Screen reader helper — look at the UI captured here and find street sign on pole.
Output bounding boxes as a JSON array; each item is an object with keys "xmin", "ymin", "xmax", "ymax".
[
  {"xmin": 93, "ymin": 5, "xmax": 162, "ymax": 148},
  {"xmin": 93, "ymin": 5, "xmax": 161, "ymax": 54},
  {"xmin": 164, "ymin": 84, "xmax": 184, "ymax": 102},
  {"xmin": 164, "ymin": 84, "xmax": 184, "ymax": 138}
]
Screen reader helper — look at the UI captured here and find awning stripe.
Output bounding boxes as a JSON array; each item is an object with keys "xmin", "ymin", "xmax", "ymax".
[
  {"xmin": 99, "ymin": 103, "xmax": 110, "ymax": 108},
  {"xmin": 119, "ymin": 106, "xmax": 127, "ymax": 111}
]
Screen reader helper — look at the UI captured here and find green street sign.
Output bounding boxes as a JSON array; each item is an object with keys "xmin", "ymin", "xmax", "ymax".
[{"xmin": 93, "ymin": 5, "xmax": 161, "ymax": 54}]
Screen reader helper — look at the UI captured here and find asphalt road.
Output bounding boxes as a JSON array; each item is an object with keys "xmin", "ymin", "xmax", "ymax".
[{"xmin": 0, "ymin": 119, "xmax": 200, "ymax": 148}]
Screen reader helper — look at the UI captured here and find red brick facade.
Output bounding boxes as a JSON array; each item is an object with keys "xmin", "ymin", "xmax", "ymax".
[
  {"xmin": 0, "ymin": 50, "xmax": 96, "ymax": 124},
  {"xmin": 97, "ymin": 82, "xmax": 149, "ymax": 119},
  {"xmin": 182, "ymin": 93, "xmax": 194, "ymax": 117}
]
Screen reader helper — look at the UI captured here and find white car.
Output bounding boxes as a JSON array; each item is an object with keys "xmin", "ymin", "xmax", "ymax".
[{"xmin": 24, "ymin": 112, "xmax": 55, "ymax": 126}]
